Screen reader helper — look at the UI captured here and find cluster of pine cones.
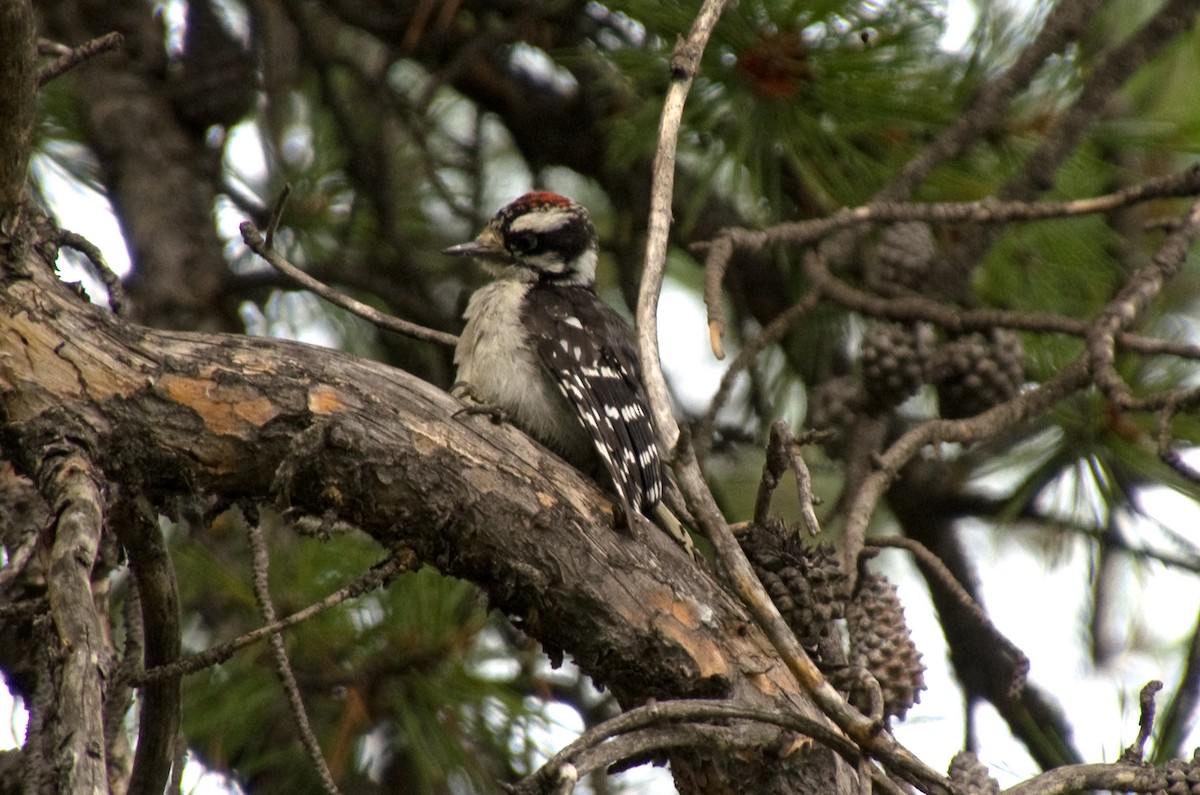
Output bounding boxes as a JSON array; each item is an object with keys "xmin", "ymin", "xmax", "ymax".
[
  {"xmin": 737, "ymin": 520, "xmax": 925, "ymax": 721},
  {"xmin": 807, "ymin": 222, "xmax": 1027, "ymax": 453}
]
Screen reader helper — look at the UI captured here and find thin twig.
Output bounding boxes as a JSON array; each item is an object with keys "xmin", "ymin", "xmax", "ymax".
[
  {"xmin": 246, "ymin": 521, "xmax": 342, "ymax": 795},
  {"xmin": 115, "ymin": 495, "xmax": 182, "ymax": 795},
  {"xmin": 784, "ymin": 430, "xmax": 822, "ymax": 538},
  {"xmin": 1088, "ymin": 197, "xmax": 1200, "ymax": 410},
  {"xmin": 516, "ymin": 698, "xmax": 856, "ymax": 795},
  {"xmin": 264, "ymin": 183, "xmax": 290, "ymax": 251},
  {"xmin": 635, "ymin": 0, "xmax": 731, "ymax": 456},
  {"xmin": 240, "ymin": 220, "xmax": 459, "ymax": 348},
  {"xmin": 1156, "ymin": 404, "xmax": 1200, "ymax": 484},
  {"xmin": 136, "ymin": 549, "xmax": 412, "ymax": 685},
  {"xmin": 37, "ymin": 31, "xmax": 123, "ymax": 85},
  {"xmin": 694, "ymin": 291, "xmax": 820, "ymax": 460},
  {"xmin": 840, "ymin": 357, "xmax": 1092, "ymax": 583},
  {"xmin": 753, "ymin": 422, "xmax": 821, "ymax": 536},
  {"xmin": 801, "ymin": 246, "xmax": 1200, "ymax": 361},
  {"xmin": 702, "ymin": 165, "xmax": 1200, "ymax": 349},
  {"xmin": 59, "ymin": 228, "xmax": 128, "ymax": 316},
  {"xmin": 866, "ymin": 537, "xmax": 1028, "ymax": 696},
  {"xmin": 753, "ymin": 421, "xmax": 792, "ymax": 526},
  {"xmin": 702, "ymin": 236, "xmax": 734, "ymax": 359},
  {"xmin": 1118, "ymin": 680, "xmax": 1163, "ymax": 764}
]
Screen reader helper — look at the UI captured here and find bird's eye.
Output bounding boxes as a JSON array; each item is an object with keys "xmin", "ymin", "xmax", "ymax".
[{"xmin": 509, "ymin": 231, "xmax": 539, "ymax": 253}]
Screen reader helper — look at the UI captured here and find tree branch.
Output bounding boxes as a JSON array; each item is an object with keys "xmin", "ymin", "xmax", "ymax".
[
  {"xmin": 241, "ymin": 219, "xmax": 459, "ymax": 349},
  {"xmin": 1, "ymin": 210, "xmax": 846, "ymax": 788},
  {"xmin": 0, "ymin": 0, "xmax": 36, "ymax": 217},
  {"xmin": 37, "ymin": 438, "xmax": 110, "ymax": 794},
  {"xmin": 112, "ymin": 495, "xmax": 181, "ymax": 795},
  {"xmin": 636, "ymin": 0, "xmax": 731, "ymax": 457},
  {"xmin": 247, "ymin": 518, "xmax": 342, "ymax": 795}
]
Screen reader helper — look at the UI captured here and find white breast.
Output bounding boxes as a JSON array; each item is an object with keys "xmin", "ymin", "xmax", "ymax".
[{"xmin": 455, "ymin": 281, "xmax": 593, "ymax": 465}]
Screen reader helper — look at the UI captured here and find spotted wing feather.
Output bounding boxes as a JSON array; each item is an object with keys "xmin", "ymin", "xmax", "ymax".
[{"xmin": 522, "ymin": 285, "xmax": 663, "ymax": 522}]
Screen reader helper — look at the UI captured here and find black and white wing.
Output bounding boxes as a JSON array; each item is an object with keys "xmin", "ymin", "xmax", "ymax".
[{"xmin": 521, "ymin": 284, "xmax": 663, "ymax": 525}]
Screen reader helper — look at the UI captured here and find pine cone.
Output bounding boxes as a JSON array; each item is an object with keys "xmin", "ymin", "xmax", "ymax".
[
  {"xmin": 948, "ymin": 750, "xmax": 1000, "ymax": 795},
  {"xmin": 873, "ymin": 222, "xmax": 936, "ymax": 290},
  {"xmin": 860, "ymin": 322, "xmax": 932, "ymax": 411},
  {"xmin": 928, "ymin": 329, "xmax": 1024, "ymax": 419},
  {"xmin": 845, "ymin": 572, "xmax": 926, "ymax": 720},
  {"xmin": 739, "ymin": 521, "xmax": 849, "ymax": 662},
  {"xmin": 1153, "ymin": 755, "xmax": 1200, "ymax": 795},
  {"xmin": 805, "ymin": 376, "xmax": 867, "ymax": 456}
]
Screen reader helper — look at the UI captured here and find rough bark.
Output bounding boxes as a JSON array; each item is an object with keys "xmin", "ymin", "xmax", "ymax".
[{"xmin": 0, "ymin": 208, "xmax": 853, "ymax": 792}]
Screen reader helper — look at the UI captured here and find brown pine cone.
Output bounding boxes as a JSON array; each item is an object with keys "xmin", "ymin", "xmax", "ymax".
[
  {"xmin": 860, "ymin": 322, "xmax": 933, "ymax": 411},
  {"xmin": 845, "ymin": 572, "xmax": 926, "ymax": 720},
  {"xmin": 928, "ymin": 329, "xmax": 1024, "ymax": 419},
  {"xmin": 738, "ymin": 520, "xmax": 849, "ymax": 663},
  {"xmin": 948, "ymin": 750, "xmax": 1000, "ymax": 795}
]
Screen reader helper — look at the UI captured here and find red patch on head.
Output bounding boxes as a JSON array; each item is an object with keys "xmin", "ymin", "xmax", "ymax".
[{"xmin": 514, "ymin": 191, "xmax": 572, "ymax": 210}]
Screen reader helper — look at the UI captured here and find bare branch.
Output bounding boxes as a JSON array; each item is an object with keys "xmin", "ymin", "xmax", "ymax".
[
  {"xmin": 866, "ymin": 537, "xmax": 1028, "ymax": 697},
  {"xmin": 1088, "ymin": 197, "xmax": 1200, "ymax": 408},
  {"xmin": 1118, "ymin": 681, "xmax": 1163, "ymax": 764},
  {"xmin": 1156, "ymin": 404, "xmax": 1200, "ymax": 484},
  {"xmin": 754, "ymin": 422, "xmax": 821, "ymax": 536},
  {"xmin": 841, "ymin": 357, "xmax": 1093, "ymax": 576},
  {"xmin": 246, "ymin": 519, "xmax": 343, "ymax": 795},
  {"xmin": 694, "ymin": 292, "xmax": 820, "ymax": 460},
  {"xmin": 133, "ymin": 550, "xmax": 413, "ymax": 685},
  {"xmin": 517, "ymin": 698, "xmax": 857, "ymax": 795},
  {"xmin": 702, "ymin": 165, "xmax": 1200, "ymax": 355},
  {"xmin": 801, "ymin": 246, "xmax": 1200, "ymax": 361},
  {"xmin": 36, "ymin": 30, "xmax": 123, "ymax": 85},
  {"xmin": 636, "ymin": 0, "xmax": 731, "ymax": 457},
  {"xmin": 240, "ymin": 220, "xmax": 459, "ymax": 348},
  {"xmin": 113, "ymin": 496, "xmax": 182, "ymax": 795},
  {"xmin": 1002, "ymin": 761, "xmax": 1166, "ymax": 795},
  {"xmin": 59, "ymin": 228, "xmax": 128, "ymax": 316},
  {"xmin": 37, "ymin": 439, "xmax": 110, "ymax": 793}
]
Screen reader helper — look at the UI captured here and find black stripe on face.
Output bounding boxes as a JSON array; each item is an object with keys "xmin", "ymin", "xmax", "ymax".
[
  {"xmin": 517, "ymin": 221, "xmax": 592, "ymax": 262},
  {"xmin": 500, "ymin": 205, "xmax": 597, "ymax": 275}
]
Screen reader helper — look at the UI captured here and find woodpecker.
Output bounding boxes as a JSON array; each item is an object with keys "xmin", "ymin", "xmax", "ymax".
[{"xmin": 445, "ymin": 192, "xmax": 689, "ymax": 549}]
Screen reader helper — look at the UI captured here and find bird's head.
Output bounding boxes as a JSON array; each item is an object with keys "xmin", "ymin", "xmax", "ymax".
[{"xmin": 444, "ymin": 192, "xmax": 598, "ymax": 287}]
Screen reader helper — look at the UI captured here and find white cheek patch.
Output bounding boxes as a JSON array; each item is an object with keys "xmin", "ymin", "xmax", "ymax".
[{"xmin": 510, "ymin": 210, "xmax": 571, "ymax": 235}]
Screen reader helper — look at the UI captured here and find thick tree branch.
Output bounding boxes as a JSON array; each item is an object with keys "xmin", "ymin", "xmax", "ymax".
[{"xmin": 1, "ymin": 217, "xmax": 849, "ymax": 788}]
